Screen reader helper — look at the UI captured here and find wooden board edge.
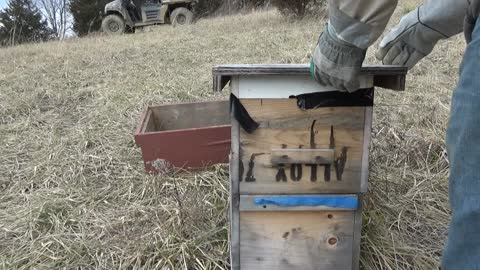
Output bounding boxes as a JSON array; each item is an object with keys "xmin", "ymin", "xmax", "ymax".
[
  {"xmin": 360, "ymin": 106, "xmax": 373, "ymax": 193},
  {"xmin": 352, "ymin": 195, "xmax": 363, "ymax": 270},
  {"xmin": 229, "ymin": 83, "xmax": 241, "ymax": 270},
  {"xmin": 212, "ymin": 64, "xmax": 407, "ymax": 92},
  {"xmin": 141, "ymin": 108, "xmax": 153, "ymax": 134},
  {"xmin": 213, "ymin": 64, "xmax": 407, "ymax": 75},
  {"xmin": 134, "ymin": 106, "xmax": 151, "ymax": 138}
]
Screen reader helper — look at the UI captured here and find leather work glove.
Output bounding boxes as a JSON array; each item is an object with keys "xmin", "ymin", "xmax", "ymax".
[
  {"xmin": 310, "ymin": 24, "xmax": 367, "ymax": 93},
  {"xmin": 377, "ymin": 0, "xmax": 469, "ymax": 69},
  {"xmin": 465, "ymin": 0, "xmax": 480, "ymax": 43}
]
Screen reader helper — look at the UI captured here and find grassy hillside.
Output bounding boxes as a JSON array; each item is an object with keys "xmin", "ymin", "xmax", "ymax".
[{"xmin": 0, "ymin": 3, "xmax": 466, "ymax": 269}]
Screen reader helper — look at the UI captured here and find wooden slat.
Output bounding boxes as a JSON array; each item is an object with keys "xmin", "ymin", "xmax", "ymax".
[
  {"xmin": 142, "ymin": 109, "xmax": 156, "ymax": 133},
  {"xmin": 212, "ymin": 64, "xmax": 407, "ymax": 92},
  {"xmin": 240, "ymin": 98, "xmax": 366, "ymax": 124},
  {"xmin": 239, "ymin": 195, "xmax": 357, "ymax": 212},
  {"xmin": 360, "ymin": 107, "xmax": 373, "ymax": 193},
  {"xmin": 270, "ymin": 149, "xmax": 334, "ymax": 165},
  {"xmin": 230, "ymin": 93, "xmax": 241, "ymax": 269},
  {"xmin": 213, "ymin": 64, "xmax": 406, "ymax": 76},
  {"xmin": 352, "ymin": 195, "xmax": 363, "ymax": 270},
  {"xmin": 240, "ymin": 211, "xmax": 355, "ymax": 269},
  {"xmin": 238, "ymin": 99, "xmax": 366, "ymax": 194}
]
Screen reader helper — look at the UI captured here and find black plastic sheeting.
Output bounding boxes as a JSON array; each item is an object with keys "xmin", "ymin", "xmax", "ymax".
[
  {"xmin": 295, "ymin": 88, "xmax": 374, "ymax": 110},
  {"xmin": 230, "ymin": 94, "xmax": 259, "ymax": 134}
]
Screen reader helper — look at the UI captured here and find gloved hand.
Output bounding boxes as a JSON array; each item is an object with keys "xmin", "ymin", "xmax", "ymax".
[
  {"xmin": 377, "ymin": 0, "xmax": 468, "ymax": 69},
  {"xmin": 310, "ymin": 24, "xmax": 367, "ymax": 93},
  {"xmin": 376, "ymin": 9, "xmax": 446, "ymax": 69},
  {"xmin": 465, "ymin": 0, "xmax": 480, "ymax": 43}
]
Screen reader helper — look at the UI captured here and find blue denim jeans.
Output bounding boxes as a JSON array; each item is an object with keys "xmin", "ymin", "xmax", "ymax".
[{"xmin": 442, "ymin": 21, "xmax": 480, "ymax": 269}]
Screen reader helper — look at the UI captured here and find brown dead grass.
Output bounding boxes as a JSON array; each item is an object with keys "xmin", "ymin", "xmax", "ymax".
[{"xmin": 0, "ymin": 2, "xmax": 465, "ymax": 269}]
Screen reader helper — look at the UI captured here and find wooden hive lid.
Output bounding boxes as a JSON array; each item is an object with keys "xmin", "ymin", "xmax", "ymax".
[{"xmin": 212, "ymin": 64, "xmax": 408, "ymax": 94}]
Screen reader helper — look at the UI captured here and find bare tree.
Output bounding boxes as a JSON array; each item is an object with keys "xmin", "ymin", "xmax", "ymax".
[{"xmin": 36, "ymin": 0, "xmax": 70, "ymax": 39}]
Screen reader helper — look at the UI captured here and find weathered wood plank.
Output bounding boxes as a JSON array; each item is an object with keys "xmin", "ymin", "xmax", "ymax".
[
  {"xmin": 142, "ymin": 109, "xmax": 156, "ymax": 133},
  {"xmin": 224, "ymin": 69, "xmax": 377, "ymax": 269},
  {"xmin": 213, "ymin": 64, "xmax": 406, "ymax": 76},
  {"xmin": 150, "ymin": 100, "xmax": 230, "ymax": 131},
  {"xmin": 230, "ymin": 85, "xmax": 241, "ymax": 270},
  {"xmin": 352, "ymin": 195, "xmax": 363, "ymax": 270},
  {"xmin": 360, "ymin": 107, "xmax": 373, "ymax": 193},
  {"xmin": 240, "ymin": 98, "xmax": 366, "ymax": 124},
  {"xmin": 238, "ymin": 99, "xmax": 366, "ymax": 194},
  {"xmin": 239, "ymin": 194, "xmax": 358, "ymax": 212},
  {"xmin": 212, "ymin": 64, "xmax": 407, "ymax": 92},
  {"xmin": 270, "ymin": 149, "xmax": 334, "ymax": 165},
  {"xmin": 240, "ymin": 211, "xmax": 355, "ymax": 270}
]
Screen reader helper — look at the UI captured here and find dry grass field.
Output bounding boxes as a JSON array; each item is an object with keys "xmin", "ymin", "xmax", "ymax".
[{"xmin": 0, "ymin": 1, "xmax": 466, "ymax": 269}]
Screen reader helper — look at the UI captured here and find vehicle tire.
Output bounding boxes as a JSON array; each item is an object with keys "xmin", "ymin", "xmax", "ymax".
[
  {"xmin": 101, "ymin": 15, "xmax": 126, "ymax": 34},
  {"xmin": 171, "ymin": 7, "xmax": 193, "ymax": 26}
]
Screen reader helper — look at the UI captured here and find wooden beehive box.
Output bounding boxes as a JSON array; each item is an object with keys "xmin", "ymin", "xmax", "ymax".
[
  {"xmin": 134, "ymin": 100, "xmax": 231, "ymax": 172},
  {"xmin": 213, "ymin": 64, "xmax": 407, "ymax": 270}
]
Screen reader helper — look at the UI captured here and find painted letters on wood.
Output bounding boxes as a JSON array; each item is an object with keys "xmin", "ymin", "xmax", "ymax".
[{"xmin": 238, "ymin": 99, "xmax": 367, "ymax": 194}]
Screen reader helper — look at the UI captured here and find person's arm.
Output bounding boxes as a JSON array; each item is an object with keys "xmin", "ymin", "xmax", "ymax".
[
  {"xmin": 328, "ymin": 0, "xmax": 398, "ymax": 49},
  {"xmin": 376, "ymin": 0, "xmax": 469, "ymax": 69},
  {"xmin": 311, "ymin": 0, "xmax": 398, "ymax": 92}
]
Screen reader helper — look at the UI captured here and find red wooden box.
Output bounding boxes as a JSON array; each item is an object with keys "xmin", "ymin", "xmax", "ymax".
[{"xmin": 134, "ymin": 100, "xmax": 231, "ymax": 173}]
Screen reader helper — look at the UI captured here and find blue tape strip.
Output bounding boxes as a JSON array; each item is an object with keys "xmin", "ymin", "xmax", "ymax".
[{"xmin": 254, "ymin": 196, "xmax": 358, "ymax": 209}]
